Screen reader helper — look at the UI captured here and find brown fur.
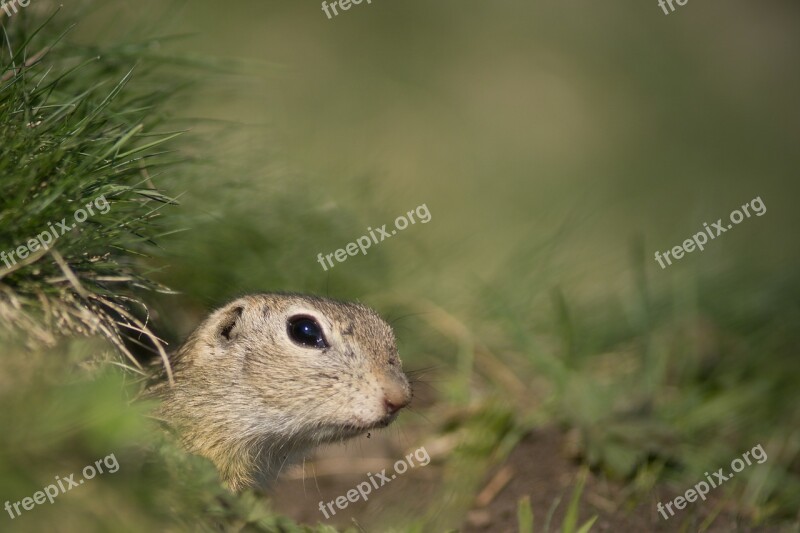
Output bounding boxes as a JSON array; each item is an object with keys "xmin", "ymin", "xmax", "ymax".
[{"xmin": 150, "ymin": 293, "xmax": 411, "ymax": 491}]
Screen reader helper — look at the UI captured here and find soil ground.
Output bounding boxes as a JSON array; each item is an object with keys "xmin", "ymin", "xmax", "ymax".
[{"xmin": 272, "ymin": 427, "xmax": 786, "ymax": 532}]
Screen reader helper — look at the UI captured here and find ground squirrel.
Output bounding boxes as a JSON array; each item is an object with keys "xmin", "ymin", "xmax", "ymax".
[{"xmin": 151, "ymin": 293, "xmax": 412, "ymax": 491}]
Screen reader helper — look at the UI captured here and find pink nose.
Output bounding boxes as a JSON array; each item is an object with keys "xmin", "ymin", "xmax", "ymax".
[{"xmin": 384, "ymin": 389, "xmax": 411, "ymax": 415}]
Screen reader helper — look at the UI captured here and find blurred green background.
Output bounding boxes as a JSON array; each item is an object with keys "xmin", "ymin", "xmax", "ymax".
[
  {"xmin": 2, "ymin": 0, "xmax": 799, "ymax": 531},
  {"xmin": 97, "ymin": 0, "xmax": 800, "ymax": 313}
]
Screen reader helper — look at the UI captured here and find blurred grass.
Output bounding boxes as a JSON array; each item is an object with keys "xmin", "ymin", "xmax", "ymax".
[{"xmin": 0, "ymin": 342, "xmax": 352, "ymax": 532}]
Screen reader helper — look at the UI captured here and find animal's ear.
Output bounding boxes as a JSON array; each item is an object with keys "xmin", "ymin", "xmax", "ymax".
[{"xmin": 218, "ymin": 305, "xmax": 244, "ymax": 341}]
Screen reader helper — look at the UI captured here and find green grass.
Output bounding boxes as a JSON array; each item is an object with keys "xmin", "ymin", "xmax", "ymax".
[
  {"xmin": 516, "ymin": 470, "xmax": 598, "ymax": 533},
  {"xmin": 0, "ymin": 5, "xmax": 186, "ymax": 378},
  {"xmin": 475, "ymin": 245, "xmax": 800, "ymax": 524}
]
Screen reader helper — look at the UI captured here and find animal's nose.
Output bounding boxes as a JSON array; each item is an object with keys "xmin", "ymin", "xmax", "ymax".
[{"xmin": 383, "ymin": 385, "xmax": 411, "ymax": 415}]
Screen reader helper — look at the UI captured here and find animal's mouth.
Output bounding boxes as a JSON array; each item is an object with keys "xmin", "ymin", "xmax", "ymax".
[{"xmin": 341, "ymin": 413, "xmax": 398, "ymax": 434}]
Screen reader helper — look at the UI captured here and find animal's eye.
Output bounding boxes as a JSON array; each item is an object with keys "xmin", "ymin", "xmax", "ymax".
[{"xmin": 287, "ymin": 316, "xmax": 329, "ymax": 349}]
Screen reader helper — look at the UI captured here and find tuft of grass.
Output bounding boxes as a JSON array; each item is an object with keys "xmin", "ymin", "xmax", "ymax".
[
  {"xmin": 561, "ymin": 469, "xmax": 597, "ymax": 533},
  {"xmin": 0, "ymin": 5, "xmax": 187, "ymax": 378},
  {"xmin": 515, "ymin": 471, "xmax": 597, "ymax": 533}
]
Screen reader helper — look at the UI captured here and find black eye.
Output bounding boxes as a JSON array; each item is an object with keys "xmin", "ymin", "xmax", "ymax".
[{"xmin": 287, "ymin": 316, "xmax": 329, "ymax": 349}]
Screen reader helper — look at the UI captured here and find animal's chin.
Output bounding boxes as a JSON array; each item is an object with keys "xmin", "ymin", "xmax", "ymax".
[{"xmin": 324, "ymin": 413, "xmax": 399, "ymax": 440}]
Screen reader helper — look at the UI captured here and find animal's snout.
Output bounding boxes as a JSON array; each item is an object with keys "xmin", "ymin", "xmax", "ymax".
[{"xmin": 382, "ymin": 378, "xmax": 411, "ymax": 416}]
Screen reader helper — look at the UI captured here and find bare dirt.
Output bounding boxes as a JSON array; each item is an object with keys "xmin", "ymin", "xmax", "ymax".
[
  {"xmin": 271, "ymin": 427, "xmax": 786, "ymax": 532},
  {"xmin": 462, "ymin": 429, "xmax": 782, "ymax": 533}
]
